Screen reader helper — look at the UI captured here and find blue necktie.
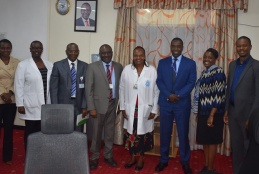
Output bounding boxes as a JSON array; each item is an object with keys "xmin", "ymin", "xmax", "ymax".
[
  {"xmin": 71, "ymin": 63, "xmax": 76, "ymax": 97},
  {"xmin": 172, "ymin": 58, "xmax": 178, "ymax": 84}
]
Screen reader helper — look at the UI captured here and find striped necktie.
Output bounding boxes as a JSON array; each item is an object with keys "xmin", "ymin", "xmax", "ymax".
[
  {"xmin": 71, "ymin": 63, "xmax": 76, "ymax": 97},
  {"xmin": 106, "ymin": 64, "xmax": 112, "ymax": 100}
]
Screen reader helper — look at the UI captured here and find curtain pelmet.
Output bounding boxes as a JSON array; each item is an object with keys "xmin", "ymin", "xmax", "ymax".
[{"xmin": 114, "ymin": 0, "xmax": 248, "ymax": 12}]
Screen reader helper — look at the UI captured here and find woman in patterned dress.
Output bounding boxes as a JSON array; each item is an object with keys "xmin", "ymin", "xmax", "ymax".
[{"xmin": 193, "ymin": 48, "xmax": 226, "ymax": 174}]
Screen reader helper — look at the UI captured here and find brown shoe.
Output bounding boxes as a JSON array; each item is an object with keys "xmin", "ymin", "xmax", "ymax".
[
  {"xmin": 104, "ymin": 158, "xmax": 117, "ymax": 167},
  {"xmin": 90, "ymin": 159, "xmax": 99, "ymax": 170}
]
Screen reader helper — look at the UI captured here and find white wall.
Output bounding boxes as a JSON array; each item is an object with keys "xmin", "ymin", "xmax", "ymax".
[
  {"xmin": 0, "ymin": 0, "xmax": 50, "ymax": 126},
  {"xmin": 0, "ymin": 0, "xmax": 49, "ymax": 60},
  {"xmin": 48, "ymin": 0, "xmax": 117, "ymax": 63},
  {"xmin": 238, "ymin": 0, "xmax": 259, "ymax": 60}
]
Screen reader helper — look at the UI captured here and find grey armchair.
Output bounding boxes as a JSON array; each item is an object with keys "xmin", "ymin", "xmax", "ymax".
[{"xmin": 24, "ymin": 104, "xmax": 90, "ymax": 174}]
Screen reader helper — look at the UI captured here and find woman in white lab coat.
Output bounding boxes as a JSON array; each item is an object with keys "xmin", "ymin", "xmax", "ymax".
[
  {"xmin": 119, "ymin": 46, "xmax": 159, "ymax": 171},
  {"xmin": 14, "ymin": 41, "xmax": 53, "ymax": 149}
]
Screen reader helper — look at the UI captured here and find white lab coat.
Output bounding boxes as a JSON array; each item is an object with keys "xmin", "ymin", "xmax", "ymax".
[
  {"xmin": 14, "ymin": 57, "xmax": 53, "ymax": 120},
  {"xmin": 119, "ymin": 64, "xmax": 159, "ymax": 134}
]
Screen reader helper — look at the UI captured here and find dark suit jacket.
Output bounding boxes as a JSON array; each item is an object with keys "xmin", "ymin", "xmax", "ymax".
[
  {"xmin": 50, "ymin": 58, "xmax": 88, "ymax": 114},
  {"xmin": 156, "ymin": 56, "xmax": 197, "ymax": 108},
  {"xmin": 85, "ymin": 60, "xmax": 123, "ymax": 114},
  {"xmin": 76, "ymin": 17, "xmax": 95, "ymax": 27},
  {"xmin": 225, "ymin": 57, "xmax": 259, "ymax": 121}
]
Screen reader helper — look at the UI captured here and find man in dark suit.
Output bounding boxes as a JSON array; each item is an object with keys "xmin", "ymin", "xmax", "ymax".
[
  {"xmin": 85, "ymin": 44, "xmax": 123, "ymax": 170},
  {"xmin": 76, "ymin": 2, "xmax": 95, "ymax": 27},
  {"xmin": 50, "ymin": 43, "xmax": 88, "ymax": 132},
  {"xmin": 224, "ymin": 36, "xmax": 259, "ymax": 174},
  {"xmin": 155, "ymin": 38, "xmax": 196, "ymax": 174}
]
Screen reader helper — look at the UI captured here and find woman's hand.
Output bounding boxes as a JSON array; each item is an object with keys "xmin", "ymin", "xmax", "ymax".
[
  {"xmin": 1, "ymin": 92, "xmax": 12, "ymax": 103},
  {"xmin": 148, "ymin": 113, "xmax": 156, "ymax": 120},
  {"xmin": 223, "ymin": 111, "xmax": 228, "ymax": 124},
  {"xmin": 18, "ymin": 106, "xmax": 26, "ymax": 114},
  {"xmin": 207, "ymin": 115, "xmax": 214, "ymax": 127},
  {"xmin": 121, "ymin": 110, "xmax": 128, "ymax": 120}
]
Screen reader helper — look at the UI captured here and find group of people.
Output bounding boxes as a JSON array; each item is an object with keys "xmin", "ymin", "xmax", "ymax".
[{"xmin": 0, "ymin": 36, "xmax": 258, "ymax": 174}]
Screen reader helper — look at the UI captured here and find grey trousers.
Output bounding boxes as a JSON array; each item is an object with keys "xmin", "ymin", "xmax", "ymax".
[
  {"xmin": 228, "ymin": 105, "xmax": 249, "ymax": 174},
  {"xmin": 68, "ymin": 98, "xmax": 84, "ymax": 132},
  {"xmin": 90, "ymin": 100, "xmax": 116, "ymax": 160}
]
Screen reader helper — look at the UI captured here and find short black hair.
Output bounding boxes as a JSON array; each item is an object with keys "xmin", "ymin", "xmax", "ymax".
[
  {"xmin": 205, "ymin": 48, "xmax": 219, "ymax": 59},
  {"xmin": 237, "ymin": 36, "xmax": 251, "ymax": 45},
  {"xmin": 133, "ymin": 46, "xmax": 145, "ymax": 56},
  {"xmin": 66, "ymin": 43, "xmax": 78, "ymax": 50},
  {"xmin": 132, "ymin": 46, "xmax": 149, "ymax": 68},
  {"xmin": 0, "ymin": 39, "xmax": 12, "ymax": 48},
  {"xmin": 30, "ymin": 40, "xmax": 43, "ymax": 48},
  {"xmin": 171, "ymin": 37, "xmax": 183, "ymax": 45}
]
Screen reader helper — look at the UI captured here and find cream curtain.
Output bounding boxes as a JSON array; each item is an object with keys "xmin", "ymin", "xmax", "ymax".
[
  {"xmin": 113, "ymin": 0, "xmax": 248, "ymax": 156},
  {"xmin": 113, "ymin": 7, "xmax": 136, "ymax": 67}
]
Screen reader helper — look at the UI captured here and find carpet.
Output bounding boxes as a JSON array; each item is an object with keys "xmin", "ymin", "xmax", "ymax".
[{"xmin": 0, "ymin": 128, "xmax": 233, "ymax": 174}]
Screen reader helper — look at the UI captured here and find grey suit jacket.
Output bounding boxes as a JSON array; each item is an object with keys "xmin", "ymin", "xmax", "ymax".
[
  {"xmin": 225, "ymin": 57, "xmax": 259, "ymax": 121},
  {"xmin": 50, "ymin": 58, "xmax": 88, "ymax": 114},
  {"xmin": 85, "ymin": 60, "xmax": 123, "ymax": 114}
]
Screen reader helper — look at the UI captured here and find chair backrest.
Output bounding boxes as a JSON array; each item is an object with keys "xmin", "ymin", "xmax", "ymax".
[{"xmin": 24, "ymin": 104, "xmax": 90, "ymax": 174}]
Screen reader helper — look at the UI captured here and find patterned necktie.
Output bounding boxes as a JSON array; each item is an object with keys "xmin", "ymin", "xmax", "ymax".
[
  {"xmin": 71, "ymin": 63, "xmax": 76, "ymax": 97},
  {"xmin": 85, "ymin": 20, "xmax": 89, "ymax": 26},
  {"xmin": 172, "ymin": 58, "xmax": 178, "ymax": 84},
  {"xmin": 106, "ymin": 64, "xmax": 112, "ymax": 100}
]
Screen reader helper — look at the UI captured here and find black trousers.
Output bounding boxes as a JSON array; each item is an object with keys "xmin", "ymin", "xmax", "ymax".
[
  {"xmin": 0, "ymin": 103, "xmax": 17, "ymax": 162},
  {"xmin": 24, "ymin": 120, "xmax": 41, "ymax": 150}
]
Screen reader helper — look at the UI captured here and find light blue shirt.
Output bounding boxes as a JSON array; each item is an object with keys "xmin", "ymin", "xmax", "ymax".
[
  {"xmin": 171, "ymin": 54, "xmax": 182, "ymax": 75},
  {"xmin": 102, "ymin": 61, "xmax": 116, "ymax": 99}
]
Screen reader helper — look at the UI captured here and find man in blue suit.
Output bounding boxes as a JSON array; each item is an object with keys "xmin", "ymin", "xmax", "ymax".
[
  {"xmin": 155, "ymin": 38, "xmax": 196, "ymax": 174},
  {"xmin": 50, "ymin": 43, "xmax": 88, "ymax": 132}
]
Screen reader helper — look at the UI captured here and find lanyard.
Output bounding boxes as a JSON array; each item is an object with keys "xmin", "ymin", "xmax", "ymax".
[{"xmin": 110, "ymin": 63, "xmax": 114, "ymax": 75}]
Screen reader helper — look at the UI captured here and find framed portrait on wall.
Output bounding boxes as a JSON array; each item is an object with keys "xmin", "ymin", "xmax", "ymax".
[{"xmin": 74, "ymin": 0, "xmax": 97, "ymax": 32}]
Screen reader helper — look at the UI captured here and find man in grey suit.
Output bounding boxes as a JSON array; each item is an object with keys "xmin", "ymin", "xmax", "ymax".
[
  {"xmin": 85, "ymin": 44, "xmax": 123, "ymax": 170},
  {"xmin": 50, "ymin": 43, "xmax": 88, "ymax": 132},
  {"xmin": 224, "ymin": 36, "xmax": 259, "ymax": 174}
]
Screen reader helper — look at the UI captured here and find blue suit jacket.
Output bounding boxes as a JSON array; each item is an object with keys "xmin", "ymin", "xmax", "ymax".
[
  {"xmin": 156, "ymin": 56, "xmax": 196, "ymax": 108},
  {"xmin": 50, "ymin": 58, "xmax": 88, "ymax": 114}
]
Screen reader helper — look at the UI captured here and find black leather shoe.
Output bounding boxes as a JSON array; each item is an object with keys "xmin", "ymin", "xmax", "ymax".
[
  {"xmin": 104, "ymin": 158, "xmax": 117, "ymax": 167},
  {"xmin": 124, "ymin": 161, "xmax": 136, "ymax": 168},
  {"xmin": 90, "ymin": 159, "xmax": 99, "ymax": 170},
  {"xmin": 135, "ymin": 163, "xmax": 144, "ymax": 171},
  {"xmin": 182, "ymin": 164, "xmax": 192, "ymax": 174},
  {"xmin": 155, "ymin": 162, "xmax": 168, "ymax": 172}
]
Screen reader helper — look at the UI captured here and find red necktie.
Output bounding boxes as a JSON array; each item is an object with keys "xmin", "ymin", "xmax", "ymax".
[
  {"xmin": 85, "ymin": 20, "xmax": 89, "ymax": 26},
  {"xmin": 106, "ymin": 64, "xmax": 112, "ymax": 100}
]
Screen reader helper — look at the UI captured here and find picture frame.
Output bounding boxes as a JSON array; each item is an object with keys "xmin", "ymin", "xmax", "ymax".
[
  {"xmin": 74, "ymin": 0, "xmax": 97, "ymax": 32},
  {"xmin": 91, "ymin": 54, "xmax": 100, "ymax": 63}
]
